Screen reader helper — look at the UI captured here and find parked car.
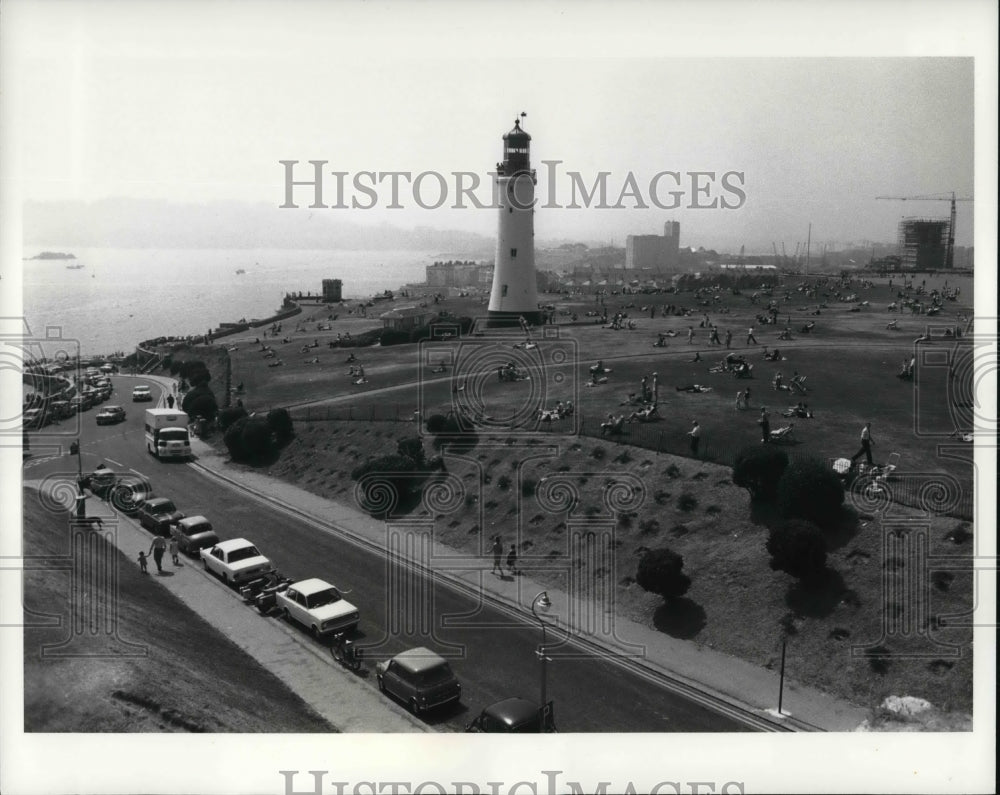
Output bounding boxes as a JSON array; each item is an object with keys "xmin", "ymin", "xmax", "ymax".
[
  {"xmin": 82, "ymin": 388, "xmax": 102, "ymax": 407},
  {"xmin": 85, "ymin": 464, "xmax": 117, "ymax": 498},
  {"xmin": 95, "ymin": 405, "xmax": 126, "ymax": 425},
  {"xmin": 137, "ymin": 497, "xmax": 185, "ymax": 535},
  {"xmin": 69, "ymin": 396, "xmax": 87, "ymax": 413},
  {"xmin": 200, "ymin": 538, "xmax": 274, "ymax": 586},
  {"xmin": 50, "ymin": 400, "xmax": 73, "ymax": 420},
  {"xmin": 109, "ymin": 475, "xmax": 154, "ymax": 515},
  {"xmin": 172, "ymin": 515, "xmax": 220, "ymax": 555},
  {"xmin": 466, "ymin": 697, "xmax": 556, "ymax": 733},
  {"xmin": 23, "ymin": 408, "xmax": 47, "ymax": 429},
  {"xmin": 376, "ymin": 647, "xmax": 462, "ymax": 715},
  {"xmin": 132, "ymin": 385, "xmax": 153, "ymax": 402},
  {"xmin": 274, "ymin": 578, "xmax": 360, "ymax": 638}
]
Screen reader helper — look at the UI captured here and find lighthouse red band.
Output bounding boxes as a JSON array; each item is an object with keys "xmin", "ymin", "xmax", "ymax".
[{"xmin": 487, "ymin": 116, "xmax": 543, "ymax": 328}]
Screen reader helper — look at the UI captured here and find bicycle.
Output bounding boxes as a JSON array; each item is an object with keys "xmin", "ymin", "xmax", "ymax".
[{"xmin": 330, "ymin": 632, "xmax": 363, "ymax": 672}]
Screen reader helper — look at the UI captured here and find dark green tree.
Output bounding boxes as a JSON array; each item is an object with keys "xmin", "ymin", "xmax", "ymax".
[{"xmin": 636, "ymin": 547, "xmax": 691, "ymax": 602}]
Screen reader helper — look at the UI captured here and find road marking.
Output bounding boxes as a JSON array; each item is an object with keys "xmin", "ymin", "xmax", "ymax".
[{"xmin": 104, "ymin": 457, "xmax": 123, "ymax": 467}]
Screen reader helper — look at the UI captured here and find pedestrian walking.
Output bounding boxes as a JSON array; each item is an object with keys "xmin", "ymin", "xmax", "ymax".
[
  {"xmin": 759, "ymin": 408, "xmax": 771, "ymax": 443},
  {"xmin": 166, "ymin": 394, "xmax": 175, "ymax": 409},
  {"xmin": 850, "ymin": 421, "xmax": 875, "ymax": 466},
  {"xmin": 688, "ymin": 420, "xmax": 701, "ymax": 456},
  {"xmin": 506, "ymin": 545, "xmax": 518, "ymax": 576},
  {"xmin": 736, "ymin": 390, "xmax": 745, "ymax": 410},
  {"xmin": 724, "ymin": 329, "xmax": 732, "ymax": 349},
  {"xmin": 491, "ymin": 535, "xmax": 503, "ymax": 575},
  {"xmin": 744, "ymin": 386, "xmax": 752, "ymax": 408},
  {"xmin": 687, "ymin": 326, "xmax": 694, "ymax": 344},
  {"xmin": 709, "ymin": 326, "xmax": 721, "ymax": 345},
  {"xmin": 149, "ymin": 536, "xmax": 167, "ymax": 574},
  {"xmin": 747, "ymin": 326, "xmax": 758, "ymax": 345},
  {"xmin": 138, "ymin": 551, "xmax": 149, "ymax": 574},
  {"xmin": 169, "ymin": 534, "xmax": 180, "ymax": 565}
]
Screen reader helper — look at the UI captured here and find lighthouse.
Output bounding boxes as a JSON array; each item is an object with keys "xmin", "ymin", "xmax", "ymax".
[{"xmin": 488, "ymin": 116, "xmax": 542, "ymax": 327}]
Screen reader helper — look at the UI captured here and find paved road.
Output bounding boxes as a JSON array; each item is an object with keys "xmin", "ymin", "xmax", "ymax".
[{"xmin": 25, "ymin": 375, "xmax": 751, "ymax": 732}]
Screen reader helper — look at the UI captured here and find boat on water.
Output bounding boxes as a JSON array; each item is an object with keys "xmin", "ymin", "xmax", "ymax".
[
  {"xmin": 66, "ymin": 264, "xmax": 85, "ymax": 270},
  {"xmin": 235, "ymin": 268, "xmax": 246, "ymax": 275}
]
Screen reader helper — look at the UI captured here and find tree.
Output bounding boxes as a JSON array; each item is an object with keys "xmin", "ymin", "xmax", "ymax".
[
  {"xmin": 636, "ymin": 547, "xmax": 691, "ymax": 602},
  {"xmin": 395, "ymin": 436, "xmax": 426, "ymax": 467},
  {"xmin": 732, "ymin": 446, "xmax": 789, "ymax": 501},
  {"xmin": 217, "ymin": 405, "xmax": 248, "ymax": 433},
  {"xmin": 223, "ymin": 416, "xmax": 249, "ymax": 460},
  {"xmin": 776, "ymin": 457, "xmax": 845, "ymax": 528},
  {"xmin": 240, "ymin": 416, "xmax": 273, "ymax": 458},
  {"xmin": 182, "ymin": 388, "xmax": 218, "ymax": 421},
  {"xmin": 267, "ymin": 408, "xmax": 294, "ymax": 443},
  {"xmin": 766, "ymin": 520, "xmax": 827, "ymax": 581}
]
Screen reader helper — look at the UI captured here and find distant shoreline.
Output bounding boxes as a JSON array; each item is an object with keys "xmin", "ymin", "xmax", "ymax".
[{"xmin": 26, "ymin": 251, "xmax": 76, "ymax": 260}]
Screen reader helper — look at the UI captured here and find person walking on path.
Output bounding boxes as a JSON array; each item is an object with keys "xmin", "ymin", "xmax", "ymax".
[
  {"xmin": 759, "ymin": 407, "xmax": 771, "ymax": 443},
  {"xmin": 138, "ymin": 551, "xmax": 149, "ymax": 575},
  {"xmin": 747, "ymin": 326, "xmax": 758, "ymax": 345},
  {"xmin": 506, "ymin": 545, "xmax": 518, "ymax": 577},
  {"xmin": 709, "ymin": 326, "xmax": 721, "ymax": 345},
  {"xmin": 850, "ymin": 422, "xmax": 875, "ymax": 466},
  {"xmin": 736, "ymin": 390, "xmax": 745, "ymax": 410},
  {"xmin": 725, "ymin": 329, "xmax": 732, "ymax": 348},
  {"xmin": 688, "ymin": 420, "xmax": 701, "ymax": 456},
  {"xmin": 169, "ymin": 533, "xmax": 180, "ymax": 565},
  {"xmin": 149, "ymin": 536, "xmax": 167, "ymax": 574},
  {"xmin": 744, "ymin": 386, "xmax": 752, "ymax": 408},
  {"xmin": 166, "ymin": 394, "xmax": 175, "ymax": 409},
  {"xmin": 491, "ymin": 535, "xmax": 503, "ymax": 576},
  {"xmin": 687, "ymin": 326, "xmax": 694, "ymax": 344}
]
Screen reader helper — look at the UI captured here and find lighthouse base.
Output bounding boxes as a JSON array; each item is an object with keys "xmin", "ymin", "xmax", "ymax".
[{"xmin": 486, "ymin": 310, "xmax": 544, "ymax": 329}]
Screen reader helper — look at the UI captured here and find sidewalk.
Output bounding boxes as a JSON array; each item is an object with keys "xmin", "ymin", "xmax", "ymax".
[{"xmin": 184, "ymin": 427, "xmax": 870, "ymax": 732}]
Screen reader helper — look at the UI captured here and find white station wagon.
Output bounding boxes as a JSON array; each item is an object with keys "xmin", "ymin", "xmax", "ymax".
[
  {"xmin": 274, "ymin": 577, "xmax": 360, "ymax": 638},
  {"xmin": 200, "ymin": 538, "xmax": 273, "ymax": 586}
]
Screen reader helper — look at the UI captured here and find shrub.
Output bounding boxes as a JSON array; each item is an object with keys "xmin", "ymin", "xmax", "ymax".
[
  {"xmin": 636, "ymin": 547, "xmax": 691, "ymax": 602},
  {"xmin": 223, "ymin": 416, "xmax": 249, "ymax": 460},
  {"xmin": 521, "ymin": 478, "xmax": 537, "ymax": 498},
  {"xmin": 732, "ymin": 446, "xmax": 789, "ymax": 501},
  {"xmin": 639, "ymin": 518, "xmax": 661, "ymax": 535},
  {"xmin": 677, "ymin": 492, "xmax": 698, "ymax": 512},
  {"xmin": 350, "ymin": 453, "xmax": 421, "ymax": 514},
  {"xmin": 379, "ymin": 328, "xmax": 411, "ymax": 347},
  {"xmin": 395, "ymin": 436, "xmax": 426, "ymax": 467},
  {"xmin": 182, "ymin": 389, "xmax": 218, "ymax": 421},
  {"xmin": 240, "ymin": 416, "xmax": 274, "ymax": 459},
  {"xmin": 766, "ymin": 520, "xmax": 827, "ymax": 581},
  {"xmin": 776, "ymin": 457, "xmax": 844, "ymax": 528},
  {"xmin": 497, "ymin": 474, "xmax": 512, "ymax": 491},
  {"xmin": 217, "ymin": 405, "xmax": 248, "ymax": 432},
  {"xmin": 426, "ymin": 414, "xmax": 449, "ymax": 434},
  {"xmin": 591, "ymin": 446, "xmax": 607, "ymax": 461},
  {"xmin": 179, "ymin": 360, "xmax": 211, "ymax": 386},
  {"xmin": 267, "ymin": 408, "xmax": 294, "ymax": 443}
]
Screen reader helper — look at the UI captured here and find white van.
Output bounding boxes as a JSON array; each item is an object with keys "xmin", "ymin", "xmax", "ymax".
[{"xmin": 144, "ymin": 408, "xmax": 191, "ymax": 460}]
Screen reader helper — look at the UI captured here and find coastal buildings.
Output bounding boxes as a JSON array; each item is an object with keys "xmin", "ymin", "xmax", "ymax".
[
  {"xmin": 380, "ymin": 306, "xmax": 431, "ymax": 331},
  {"xmin": 487, "ymin": 116, "xmax": 541, "ymax": 326},
  {"xmin": 625, "ymin": 221, "xmax": 681, "ymax": 272},
  {"xmin": 426, "ymin": 261, "xmax": 493, "ymax": 289},
  {"xmin": 322, "ymin": 279, "xmax": 343, "ymax": 302},
  {"xmin": 898, "ymin": 218, "xmax": 949, "ymax": 270}
]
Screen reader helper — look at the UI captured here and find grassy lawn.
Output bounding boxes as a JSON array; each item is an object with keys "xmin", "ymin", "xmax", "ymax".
[{"xmin": 205, "ymin": 272, "xmax": 977, "ymax": 718}]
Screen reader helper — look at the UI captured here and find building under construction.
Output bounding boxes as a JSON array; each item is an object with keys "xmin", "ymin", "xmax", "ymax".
[{"xmin": 897, "ymin": 217, "xmax": 950, "ymax": 270}]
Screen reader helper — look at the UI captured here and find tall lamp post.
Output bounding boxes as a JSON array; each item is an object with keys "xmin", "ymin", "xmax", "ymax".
[
  {"xmin": 530, "ymin": 591, "xmax": 552, "ymax": 710},
  {"xmin": 70, "ymin": 438, "xmax": 85, "ymax": 518}
]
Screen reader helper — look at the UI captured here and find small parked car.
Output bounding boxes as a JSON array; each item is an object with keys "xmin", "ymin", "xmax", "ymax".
[
  {"xmin": 465, "ymin": 697, "xmax": 556, "ymax": 733},
  {"xmin": 200, "ymin": 538, "xmax": 274, "ymax": 586},
  {"xmin": 376, "ymin": 647, "xmax": 461, "ymax": 715},
  {"xmin": 172, "ymin": 515, "xmax": 220, "ymax": 555},
  {"xmin": 137, "ymin": 497, "xmax": 185, "ymax": 535},
  {"xmin": 274, "ymin": 578, "xmax": 360, "ymax": 638},
  {"xmin": 69, "ymin": 396, "xmax": 87, "ymax": 413},
  {"xmin": 132, "ymin": 385, "xmax": 153, "ymax": 402},
  {"xmin": 85, "ymin": 464, "xmax": 118, "ymax": 498},
  {"xmin": 95, "ymin": 405, "xmax": 126, "ymax": 425},
  {"xmin": 23, "ymin": 408, "xmax": 47, "ymax": 429},
  {"xmin": 50, "ymin": 400, "xmax": 73, "ymax": 420},
  {"xmin": 109, "ymin": 475, "xmax": 154, "ymax": 515}
]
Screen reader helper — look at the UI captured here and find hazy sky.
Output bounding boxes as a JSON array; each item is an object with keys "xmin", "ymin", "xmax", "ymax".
[{"xmin": 3, "ymin": 2, "xmax": 994, "ymax": 253}]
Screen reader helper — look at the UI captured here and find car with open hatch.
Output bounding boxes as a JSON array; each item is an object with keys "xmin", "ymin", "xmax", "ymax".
[
  {"xmin": 137, "ymin": 496, "xmax": 185, "ymax": 535},
  {"xmin": 171, "ymin": 515, "xmax": 220, "ymax": 556},
  {"xmin": 200, "ymin": 538, "xmax": 274, "ymax": 586},
  {"xmin": 131, "ymin": 385, "xmax": 153, "ymax": 402},
  {"xmin": 465, "ymin": 697, "xmax": 556, "ymax": 733},
  {"xmin": 274, "ymin": 577, "xmax": 360, "ymax": 638},
  {"xmin": 95, "ymin": 405, "xmax": 126, "ymax": 425},
  {"xmin": 376, "ymin": 647, "xmax": 461, "ymax": 715}
]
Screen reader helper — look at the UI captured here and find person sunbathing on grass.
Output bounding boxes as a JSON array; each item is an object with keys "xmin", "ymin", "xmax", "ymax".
[
  {"xmin": 627, "ymin": 404, "xmax": 659, "ymax": 422},
  {"xmin": 675, "ymin": 384, "xmax": 712, "ymax": 393}
]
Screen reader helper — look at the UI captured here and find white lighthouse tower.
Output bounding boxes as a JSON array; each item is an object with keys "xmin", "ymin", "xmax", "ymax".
[{"xmin": 488, "ymin": 116, "xmax": 541, "ymax": 327}]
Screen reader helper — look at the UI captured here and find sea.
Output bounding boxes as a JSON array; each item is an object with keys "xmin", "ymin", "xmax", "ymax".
[{"xmin": 20, "ymin": 248, "xmax": 439, "ymax": 358}]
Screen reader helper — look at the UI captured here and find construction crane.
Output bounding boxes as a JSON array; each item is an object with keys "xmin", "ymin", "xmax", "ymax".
[{"xmin": 876, "ymin": 192, "xmax": 973, "ymax": 269}]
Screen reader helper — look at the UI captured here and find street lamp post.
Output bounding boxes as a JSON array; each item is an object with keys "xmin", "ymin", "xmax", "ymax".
[
  {"xmin": 530, "ymin": 590, "xmax": 552, "ymax": 709},
  {"xmin": 70, "ymin": 438, "xmax": 85, "ymax": 518}
]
